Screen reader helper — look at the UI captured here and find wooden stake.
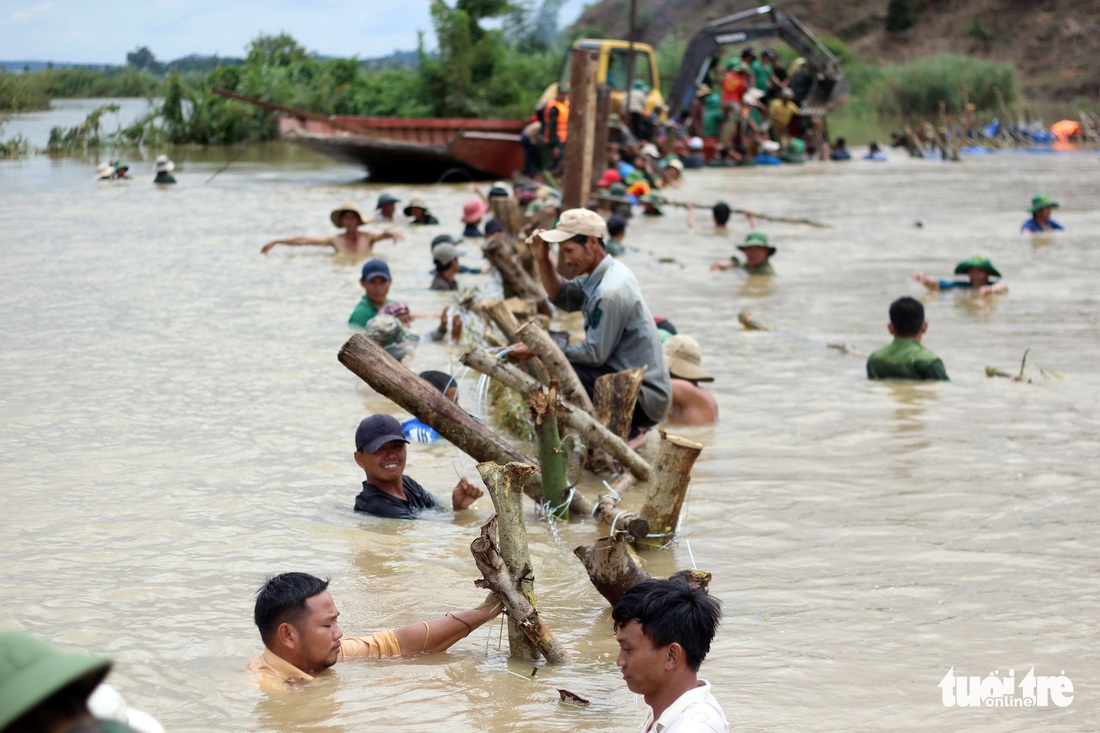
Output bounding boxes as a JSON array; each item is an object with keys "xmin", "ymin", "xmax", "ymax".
[
  {"xmin": 590, "ymin": 84, "xmax": 611, "ymax": 192},
  {"xmin": 479, "ymin": 299, "xmax": 550, "ymax": 384},
  {"xmin": 562, "ymin": 48, "xmax": 598, "ymax": 210},
  {"xmin": 593, "ymin": 367, "xmax": 646, "ymax": 440},
  {"xmin": 471, "ymin": 515, "xmax": 571, "ymax": 664},
  {"xmin": 460, "ymin": 349, "xmax": 652, "ymax": 483},
  {"xmin": 639, "ymin": 432, "xmax": 704, "ymax": 543},
  {"xmin": 530, "ymin": 385, "xmax": 572, "ymax": 519},
  {"xmin": 481, "ymin": 234, "xmax": 550, "ymax": 308},
  {"xmin": 476, "ymin": 462, "xmax": 541, "ymax": 660},
  {"xmin": 516, "ymin": 320, "xmax": 595, "ymax": 413},
  {"xmin": 338, "ymin": 334, "xmax": 546, "ymax": 499},
  {"xmin": 573, "ymin": 531, "xmax": 652, "ymax": 606}
]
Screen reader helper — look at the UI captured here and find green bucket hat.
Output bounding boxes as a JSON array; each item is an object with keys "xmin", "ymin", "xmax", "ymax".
[
  {"xmin": 0, "ymin": 631, "xmax": 111, "ymax": 729},
  {"xmin": 737, "ymin": 231, "xmax": 776, "ymax": 255},
  {"xmin": 365, "ymin": 314, "xmax": 419, "ymax": 360},
  {"xmin": 1029, "ymin": 194, "xmax": 1059, "ymax": 214},
  {"xmin": 954, "ymin": 255, "xmax": 1001, "ymax": 278}
]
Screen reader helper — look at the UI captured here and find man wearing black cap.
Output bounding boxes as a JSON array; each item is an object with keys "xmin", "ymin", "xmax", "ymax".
[{"xmin": 353, "ymin": 414, "xmax": 483, "ymax": 519}]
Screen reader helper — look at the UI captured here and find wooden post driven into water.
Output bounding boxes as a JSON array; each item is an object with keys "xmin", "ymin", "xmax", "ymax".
[
  {"xmin": 476, "ymin": 462, "xmax": 541, "ymax": 660},
  {"xmin": 591, "ymin": 85, "xmax": 611, "ymax": 192},
  {"xmin": 562, "ymin": 48, "xmax": 598, "ymax": 211}
]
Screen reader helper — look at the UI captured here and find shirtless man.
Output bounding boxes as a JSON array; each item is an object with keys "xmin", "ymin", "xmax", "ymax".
[
  {"xmin": 663, "ymin": 335, "xmax": 718, "ymax": 425},
  {"xmin": 262, "ymin": 204, "xmax": 403, "ymax": 255}
]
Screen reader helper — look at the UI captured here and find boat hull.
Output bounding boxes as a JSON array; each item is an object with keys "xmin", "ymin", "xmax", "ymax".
[{"xmin": 280, "ymin": 117, "xmax": 526, "ymax": 182}]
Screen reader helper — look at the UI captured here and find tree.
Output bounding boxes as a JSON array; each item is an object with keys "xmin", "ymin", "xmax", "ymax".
[
  {"xmin": 126, "ymin": 46, "xmax": 157, "ymax": 69},
  {"xmin": 246, "ymin": 33, "xmax": 308, "ymax": 67},
  {"xmin": 886, "ymin": 0, "xmax": 917, "ymax": 33}
]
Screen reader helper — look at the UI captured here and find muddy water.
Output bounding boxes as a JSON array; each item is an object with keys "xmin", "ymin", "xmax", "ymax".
[{"xmin": 2, "ymin": 101, "xmax": 1099, "ymax": 731}]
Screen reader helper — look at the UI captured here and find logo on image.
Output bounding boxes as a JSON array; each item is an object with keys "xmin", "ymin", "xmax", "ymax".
[{"xmin": 939, "ymin": 667, "xmax": 1074, "ymax": 708}]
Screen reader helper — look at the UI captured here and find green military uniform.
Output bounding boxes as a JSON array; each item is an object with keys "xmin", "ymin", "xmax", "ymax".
[
  {"xmin": 732, "ymin": 231, "xmax": 776, "ymax": 275},
  {"xmin": 154, "ymin": 171, "xmax": 177, "ymax": 184},
  {"xmin": 606, "ymin": 238, "xmax": 626, "ymax": 257},
  {"xmin": 349, "ymin": 297, "xmax": 387, "ymax": 328},
  {"xmin": 866, "ymin": 337, "xmax": 949, "ymax": 381}
]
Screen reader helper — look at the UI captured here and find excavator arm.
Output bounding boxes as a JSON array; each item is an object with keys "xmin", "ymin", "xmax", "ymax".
[{"xmin": 667, "ymin": 5, "xmax": 847, "ymax": 118}]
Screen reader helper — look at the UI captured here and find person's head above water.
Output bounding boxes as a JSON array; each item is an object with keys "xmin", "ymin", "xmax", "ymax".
[{"xmin": 888, "ymin": 296, "xmax": 926, "ymax": 339}]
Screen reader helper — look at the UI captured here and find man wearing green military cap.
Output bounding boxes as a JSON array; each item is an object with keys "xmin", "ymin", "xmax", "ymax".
[
  {"xmin": 709, "ymin": 231, "xmax": 777, "ymax": 275},
  {"xmin": 1021, "ymin": 194, "xmax": 1064, "ymax": 233},
  {"xmin": 913, "ymin": 255, "xmax": 1007, "ymax": 296},
  {"xmin": 867, "ymin": 297, "xmax": 949, "ymax": 381}
]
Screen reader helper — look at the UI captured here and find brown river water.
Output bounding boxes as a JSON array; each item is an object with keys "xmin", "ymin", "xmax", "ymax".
[{"xmin": 2, "ymin": 100, "xmax": 1099, "ymax": 731}]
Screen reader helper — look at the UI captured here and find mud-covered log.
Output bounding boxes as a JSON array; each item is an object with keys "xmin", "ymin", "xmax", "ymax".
[
  {"xmin": 461, "ymin": 349, "xmax": 651, "ymax": 483},
  {"xmin": 472, "ymin": 515, "xmax": 571, "ymax": 664},
  {"xmin": 477, "ymin": 462, "xmax": 540, "ymax": 660},
  {"xmin": 338, "ymin": 334, "xmax": 545, "ymax": 499},
  {"xmin": 573, "ymin": 532, "xmax": 651, "ymax": 606},
  {"xmin": 479, "ymin": 299, "xmax": 549, "ymax": 384},
  {"xmin": 593, "ymin": 367, "xmax": 646, "ymax": 440},
  {"xmin": 516, "ymin": 321, "xmax": 595, "ymax": 413},
  {"xmin": 640, "ymin": 432, "xmax": 704, "ymax": 541}
]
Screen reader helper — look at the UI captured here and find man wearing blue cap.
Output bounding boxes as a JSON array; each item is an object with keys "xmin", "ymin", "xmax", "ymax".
[
  {"xmin": 375, "ymin": 193, "xmax": 400, "ymax": 222},
  {"xmin": 349, "ymin": 259, "xmax": 395, "ymax": 328},
  {"xmin": 352, "ymin": 414, "xmax": 483, "ymax": 519}
]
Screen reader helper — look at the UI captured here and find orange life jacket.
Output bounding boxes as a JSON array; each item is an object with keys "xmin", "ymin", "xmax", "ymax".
[{"xmin": 544, "ymin": 100, "xmax": 569, "ymax": 143}]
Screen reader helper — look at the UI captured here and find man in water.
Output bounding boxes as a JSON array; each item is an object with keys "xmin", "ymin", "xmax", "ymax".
[
  {"xmin": 352, "ymin": 414, "xmax": 482, "ymax": 519},
  {"xmin": 262, "ymin": 204, "xmax": 403, "ymax": 255},
  {"xmin": 912, "ymin": 255, "xmax": 1007, "ymax": 296},
  {"xmin": 1021, "ymin": 194, "xmax": 1065, "ymax": 233},
  {"xmin": 709, "ymin": 231, "xmax": 776, "ymax": 275},
  {"xmin": 866, "ymin": 296, "xmax": 949, "ymax": 381},
  {"xmin": 663, "ymin": 335, "xmax": 718, "ymax": 425},
  {"xmin": 613, "ymin": 576, "xmax": 727, "ymax": 732},
  {"xmin": 250, "ymin": 572, "xmax": 503, "ymax": 693},
  {"xmin": 349, "ymin": 259, "xmax": 393, "ymax": 328},
  {"xmin": 508, "ymin": 208, "xmax": 671, "ymax": 439}
]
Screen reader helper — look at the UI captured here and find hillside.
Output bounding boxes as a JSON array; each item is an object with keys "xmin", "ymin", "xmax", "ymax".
[{"xmin": 574, "ymin": 0, "xmax": 1100, "ymax": 100}]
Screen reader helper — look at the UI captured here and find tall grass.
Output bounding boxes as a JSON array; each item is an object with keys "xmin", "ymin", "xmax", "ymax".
[{"xmin": 866, "ymin": 54, "xmax": 1018, "ymax": 116}]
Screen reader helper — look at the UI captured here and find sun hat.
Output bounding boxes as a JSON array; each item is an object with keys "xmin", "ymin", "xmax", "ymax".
[
  {"xmin": 608, "ymin": 182, "xmax": 628, "ymax": 197},
  {"xmin": 1028, "ymin": 194, "xmax": 1059, "ymax": 213},
  {"xmin": 364, "ymin": 315, "xmax": 417, "ymax": 360},
  {"xmin": 112, "ymin": 160, "xmax": 129, "ymax": 173},
  {"xmin": 762, "ymin": 140, "xmax": 781, "ymax": 152},
  {"xmin": 666, "ymin": 158, "xmax": 684, "ymax": 172},
  {"xmin": 695, "ymin": 84, "xmax": 712, "ymax": 98},
  {"xmin": 331, "ymin": 204, "xmax": 366, "ymax": 227},
  {"xmin": 597, "ymin": 169, "xmax": 622, "ymax": 187},
  {"xmin": 624, "ymin": 170, "xmax": 647, "ymax": 186},
  {"xmin": 627, "ymin": 180, "xmax": 651, "ymax": 197},
  {"xmin": 688, "ymin": 136, "xmax": 705, "ymax": 151},
  {"xmin": 725, "ymin": 59, "xmax": 741, "ymax": 71},
  {"xmin": 360, "ymin": 259, "xmax": 391, "ymax": 282},
  {"xmin": 96, "ymin": 162, "xmax": 114, "ymax": 179},
  {"xmin": 743, "ymin": 88, "xmax": 765, "ymax": 105},
  {"xmin": 737, "ymin": 231, "xmax": 776, "ymax": 255},
  {"xmin": 0, "ymin": 631, "xmax": 112, "ymax": 730},
  {"xmin": 641, "ymin": 143, "xmax": 660, "ymax": 158},
  {"xmin": 780, "ymin": 87, "xmax": 795, "ymax": 100},
  {"xmin": 376, "ymin": 193, "xmax": 400, "ymax": 208},
  {"xmin": 954, "ymin": 255, "xmax": 1001, "ymax": 278},
  {"xmin": 539, "ymin": 208, "xmax": 608, "ymax": 243},
  {"xmin": 461, "ymin": 198, "xmax": 488, "ymax": 223},
  {"xmin": 488, "ymin": 181, "xmax": 511, "ymax": 199},
  {"xmin": 663, "ymin": 335, "xmax": 714, "ymax": 382},
  {"xmin": 403, "ymin": 196, "xmax": 431, "ymax": 216},
  {"xmin": 355, "ymin": 414, "xmax": 409, "ymax": 453},
  {"xmin": 154, "ymin": 154, "xmax": 174, "ymax": 173},
  {"xmin": 485, "ymin": 218, "xmax": 504, "ymax": 235},
  {"xmin": 430, "ymin": 234, "xmax": 462, "ymax": 251},
  {"xmin": 433, "ymin": 242, "xmax": 460, "ymax": 266}
]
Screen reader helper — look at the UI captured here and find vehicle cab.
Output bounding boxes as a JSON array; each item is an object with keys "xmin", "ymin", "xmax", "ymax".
[{"xmin": 537, "ymin": 39, "xmax": 664, "ymax": 114}]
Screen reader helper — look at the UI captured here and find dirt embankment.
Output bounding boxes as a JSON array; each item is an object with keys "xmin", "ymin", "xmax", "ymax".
[{"xmin": 574, "ymin": 0, "xmax": 1100, "ymax": 100}]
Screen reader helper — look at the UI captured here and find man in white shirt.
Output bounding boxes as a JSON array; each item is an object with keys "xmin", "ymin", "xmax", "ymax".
[{"xmin": 613, "ymin": 577, "xmax": 727, "ymax": 732}]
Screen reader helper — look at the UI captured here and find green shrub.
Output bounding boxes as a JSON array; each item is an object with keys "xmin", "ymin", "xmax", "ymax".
[{"xmin": 865, "ymin": 54, "xmax": 1017, "ymax": 116}]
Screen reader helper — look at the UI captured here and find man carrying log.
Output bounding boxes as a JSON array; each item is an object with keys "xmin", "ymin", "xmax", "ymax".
[
  {"xmin": 509, "ymin": 208, "xmax": 671, "ymax": 439},
  {"xmin": 613, "ymin": 576, "xmax": 727, "ymax": 732},
  {"xmin": 352, "ymin": 414, "xmax": 483, "ymax": 519},
  {"xmin": 250, "ymin": 572, "xmax": 502, "ymax": 693}
]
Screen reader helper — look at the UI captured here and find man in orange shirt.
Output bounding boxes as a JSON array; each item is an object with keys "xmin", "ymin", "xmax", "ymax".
[{"xmin": 250, "ymin": 572, "xmax": 503, "ymax": 693}]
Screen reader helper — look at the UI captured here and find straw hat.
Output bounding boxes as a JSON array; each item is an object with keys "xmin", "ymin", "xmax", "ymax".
[
  {"xmin": 331, "ymin": 204, "xmax": 366, "ymax": 227},
  {"xmin": 154, "ymin": 154, "xmax": 175, "ymax": 173},
  {"xmin": 663, "ymin": 335, "xmax": 713, "ymax": 382},
  {"xmin": 403, "ymin": 196, "xmax": 431, "ymax": 216}
]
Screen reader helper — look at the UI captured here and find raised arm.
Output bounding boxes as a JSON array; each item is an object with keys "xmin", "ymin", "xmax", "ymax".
[
  {"xmin": 912, "ymin": 272, "xmax": 941, "ymax": 291},
  {"xmin": 261, "ymin": 236, "xmax": 335, "ymax": 254},
  {"xmin": 369, "ymin": 229, "xmax": 405, "ymax": 246},
  {"xmin": 392, "ymin": 594, "xmax": 504, "ymax": 654}
]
